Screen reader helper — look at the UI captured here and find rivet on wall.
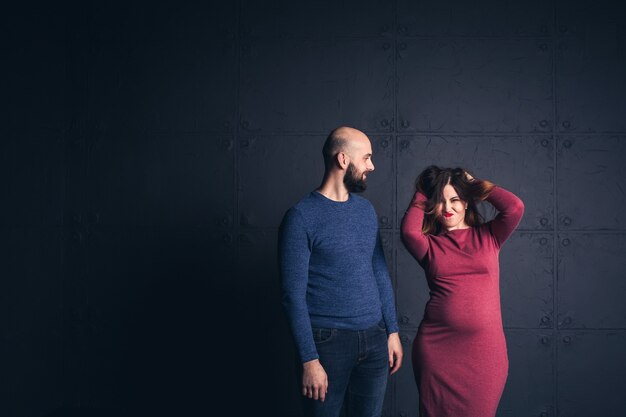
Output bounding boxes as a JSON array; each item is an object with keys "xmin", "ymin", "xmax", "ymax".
[
  {"xmin": 72, "ymin": 232, "xmax": 82, "ymax": 244},
  {"xmin": 89, "ymin": 212, "xmax": 100, "ymax": 225},
  {"xmin": 219, "ymin": 138, "xmax": 233, "ymax": 151}
]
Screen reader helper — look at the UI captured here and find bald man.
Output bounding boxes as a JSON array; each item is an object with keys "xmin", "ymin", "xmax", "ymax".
[{"xmin": 279, "ymin": 127, "xmax": 403, "ymax": 417}]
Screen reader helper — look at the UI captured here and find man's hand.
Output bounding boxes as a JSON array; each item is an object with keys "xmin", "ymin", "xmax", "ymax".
[
  {"xmin": 302, "ymin": 359, "xmax": 328, "ymax": 402},
  {"xmin": 387, "ymin": 332, "xmax": 403, "ymax": 375}
]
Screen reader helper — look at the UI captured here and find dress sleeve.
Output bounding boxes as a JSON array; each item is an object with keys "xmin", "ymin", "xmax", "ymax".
[
  {"xmin": 278, "ymin": 207, "xmax": 317, "ymax": 363},
  {"xmin": 486, "ymin": 185, "xmax": 525, "ymax": 248},
  {"xmin": 400, "ymin": 192, "xmax": 430, "ymax": 263},
  {"xmin": 372, "ymin": 232, "xmax": 399, "ymax": 334}
]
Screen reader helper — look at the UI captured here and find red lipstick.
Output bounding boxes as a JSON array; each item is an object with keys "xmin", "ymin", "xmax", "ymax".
[{"xmin": 444, "ymin": 213, "xmax": 454, "ymax": 218}]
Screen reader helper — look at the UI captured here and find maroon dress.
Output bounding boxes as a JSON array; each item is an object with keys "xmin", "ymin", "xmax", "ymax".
[{"xmin": 401, "ymin": 186, "xmax": 524, "ymax": 417}]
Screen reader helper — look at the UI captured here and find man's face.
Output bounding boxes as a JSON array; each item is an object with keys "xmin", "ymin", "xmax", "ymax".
[
  {"xmin": 343, "ymin": 162, "xmax": 368, "ymax": 193},
  {"xmin": 343, "ymin": 139, "xmax": 375, "ymax": 193}
]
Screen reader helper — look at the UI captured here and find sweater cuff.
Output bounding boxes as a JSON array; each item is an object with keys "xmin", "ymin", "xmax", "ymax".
[
  {"xmin": 386, "ymin": 323, "xmax": 400, "ymax": 334},
  {"xmin": 300, "ymin": 352, "xmax": 319, "ymax": 364}
]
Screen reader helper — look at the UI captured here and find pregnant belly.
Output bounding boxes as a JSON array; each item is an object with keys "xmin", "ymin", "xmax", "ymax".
[{"xmin": 423, "ymin": 290, "xmax": 502, "ymax": 333}]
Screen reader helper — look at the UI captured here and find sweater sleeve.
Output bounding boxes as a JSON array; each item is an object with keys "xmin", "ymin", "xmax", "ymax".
[
  {"xmin": 372, "ymin": 232, "xmax": 399, "ymax": 334},
  {"xmin": 400, "ymin": 192, "xmax": 430, "ymax": 263},
  {"xmin": 278, "ymin": 207, "xmax": 317, "ymax": 363},
  {"xmin": 486, "ymin": 185, "xmax": 525, "ymax": 248}
]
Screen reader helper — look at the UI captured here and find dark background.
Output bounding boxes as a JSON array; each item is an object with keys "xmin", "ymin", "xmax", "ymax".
[{"xmin": 3, "ymin": 1, "xmax": 626, "ymax": 416}]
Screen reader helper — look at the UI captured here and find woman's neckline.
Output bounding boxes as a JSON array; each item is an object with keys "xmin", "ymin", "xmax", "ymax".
[{"xmin": 443, "ymin": 226, "xmax": 472, "ymax": 233}]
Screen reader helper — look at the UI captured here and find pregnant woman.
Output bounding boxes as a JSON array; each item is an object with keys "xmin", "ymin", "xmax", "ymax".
[{"xmin": 400, "ymin": 166, "xmax": 524, "ymax": 417}]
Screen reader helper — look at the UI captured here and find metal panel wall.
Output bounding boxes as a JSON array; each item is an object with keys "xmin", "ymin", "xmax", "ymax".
[
  {"xmin": 4, "ymin": 1, "xmax": 626, "ymax": 416},
  {"xmin": 60, "ymin": 2, "xmax": 240, "ymax": 416},
  {"xmin": 2, "ymin": 4, "xmax": 67, "ymax": 416}
]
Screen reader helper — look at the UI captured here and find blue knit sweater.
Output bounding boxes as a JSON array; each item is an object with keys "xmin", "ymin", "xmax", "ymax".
[{"xmin": 278, "ymin": 191, "xmax": 399, "ymax": 363}]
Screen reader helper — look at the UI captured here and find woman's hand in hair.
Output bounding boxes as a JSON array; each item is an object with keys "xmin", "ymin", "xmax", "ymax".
[{"xmin": 464, "ymin": 171, "xmax": 475, "ymax": 183}]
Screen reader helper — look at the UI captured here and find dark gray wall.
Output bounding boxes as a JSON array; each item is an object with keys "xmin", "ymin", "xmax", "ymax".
[{"xmin": 3, "ymin": 1, "xmax": 626, "ymax": 416}]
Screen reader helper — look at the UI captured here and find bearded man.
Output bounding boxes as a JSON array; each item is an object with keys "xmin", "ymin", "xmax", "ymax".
[{"xmin": 279, "ymin": 126, "xmax": 403, "ymax": 417}]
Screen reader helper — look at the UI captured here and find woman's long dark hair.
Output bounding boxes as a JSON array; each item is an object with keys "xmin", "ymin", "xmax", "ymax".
[{"xmin": 414, "ymin": 166, "xmax": 495, "ymax": 235}]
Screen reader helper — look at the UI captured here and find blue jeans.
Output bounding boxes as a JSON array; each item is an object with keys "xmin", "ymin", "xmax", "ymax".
[{"xmin": 301, "ymin": 321, "xmax": 389, "ymax": 417}]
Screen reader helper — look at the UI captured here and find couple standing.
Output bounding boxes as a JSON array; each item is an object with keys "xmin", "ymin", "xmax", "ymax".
[{"xmin": 279, "ymin": 126, "xmax": 524, "ymax": 417}]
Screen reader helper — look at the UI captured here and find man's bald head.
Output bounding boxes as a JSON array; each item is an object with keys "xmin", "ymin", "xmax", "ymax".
[{"xmin": 322, "ymin": 126, "xmax": 369, "ymax": 170}]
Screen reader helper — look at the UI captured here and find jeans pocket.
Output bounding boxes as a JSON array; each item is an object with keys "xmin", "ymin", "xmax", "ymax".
[
  {"xmin": 376, "ymin": 320, "xmax": 387, "ymax": 332},
  {"xmin": 313, "ymin": 328, "xmax": 334, "ymax": 344}
]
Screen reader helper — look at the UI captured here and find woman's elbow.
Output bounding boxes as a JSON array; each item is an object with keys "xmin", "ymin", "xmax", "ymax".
[
  {"xmin": 400, "ymin": 227, "xmax": 423, "ymax": 248},
  {"xmin": 400, "ymin": 220, "xmax": 413, "ymax": 240},
  {"xmin": 512, "ymin": 198, "xmax": 525, "ymax": 219}
]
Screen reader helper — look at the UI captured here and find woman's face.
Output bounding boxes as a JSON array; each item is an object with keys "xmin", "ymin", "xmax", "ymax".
[{"xmin": 436, "ymin": 184, "xmax": 469, "ymax": 231}]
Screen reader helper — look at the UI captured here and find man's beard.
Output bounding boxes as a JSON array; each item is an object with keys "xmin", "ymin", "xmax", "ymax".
[{"xmin": 343, "ymin": 162, "xmax": 367, "ymax": 193}]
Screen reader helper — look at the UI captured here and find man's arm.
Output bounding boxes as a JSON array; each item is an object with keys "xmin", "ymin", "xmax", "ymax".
[
  {"xmin": 372, "ymin": 232, "xmax": 403, "ymax": 374},
  {"xmin": 279, "ymin": 207, "xmax": 316, "ymax": 362},
  {"xmin": 278, "ymin": 207, "xmax": 328, "ymax": 401}
]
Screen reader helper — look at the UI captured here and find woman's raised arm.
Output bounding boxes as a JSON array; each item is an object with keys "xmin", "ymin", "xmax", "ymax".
[
  {"xmin": 485, "ymin": 185, "xmax": 525, "ymax": 247},
  {"xmin": 401, "ymin": 191, "xmax": 430, "ymax": 263}
]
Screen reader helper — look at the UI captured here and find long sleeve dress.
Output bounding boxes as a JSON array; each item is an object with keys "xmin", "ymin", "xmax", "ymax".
[{"xmin": 400, "ymin": 186, "xmax": 524, "ymax": 417}]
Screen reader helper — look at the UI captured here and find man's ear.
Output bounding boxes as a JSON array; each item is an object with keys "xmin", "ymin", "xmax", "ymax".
[{"xmin": 336, "ymin": 152, "xmax": 349, "ymax": 169}]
